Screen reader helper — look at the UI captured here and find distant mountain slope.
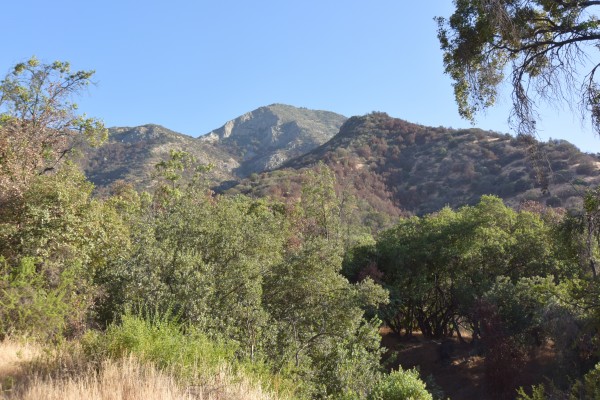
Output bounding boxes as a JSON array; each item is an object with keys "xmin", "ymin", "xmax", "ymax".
[
  {"xmin": 201, "ymin": 104, "xmax": 347, "ymax": 176},
  {"xmin": 234, "ymin": 112, "xmax": 600, "ymax": 216},
  {"xmin": 81, "ymin": 110, "xmax": 600, "ymax": 221},
  {"xmin": 81, "ymin": 105, "xmax": 347, "ymax": 190},
  {"xmin": 80, "ymin": 124, "xmax": 238, "ymax": 189}
]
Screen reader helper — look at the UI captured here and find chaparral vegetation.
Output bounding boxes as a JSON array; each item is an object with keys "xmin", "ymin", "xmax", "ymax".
[{"xmin": 2, "ymin": 3, "xmax": 600, "ymax": 395}]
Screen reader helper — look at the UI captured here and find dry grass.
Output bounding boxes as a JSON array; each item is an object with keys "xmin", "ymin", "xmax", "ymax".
[
  {"xmin": 0, "ymin": 340, "xmax": 279, "ymax": 400},
  {"xmin": 0, "ymin": 340, "xmax": 41, "ymax": 394}
]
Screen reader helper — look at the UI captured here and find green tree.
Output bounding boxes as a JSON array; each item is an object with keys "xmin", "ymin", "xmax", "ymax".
[
  {"xmin": 0, "ymin": 57, "xmax": 106, "ymax": 200},
  {"xmin": 263, "ymin": 166, "xmax": 388, "ymax": 398},
  {"xmin": 0, "ymin": 166, "xmax": 130, "ymax": 338},
  {"xmin": 376, "ymin": 196, "xmax": 568, "ymax": 339},
  {"xmin": 437, "ymin": 1, "xmax": 600, "ymax": 136},
  {"xmin": 301, "ymin": 163, "xmax": 343, "ymax": 244},
  {"xmin": 570, "ymin": 362, "xmax": 600, "ymax": 400},
  {"xmin": 115, "ymin": 192, "xmax": 286, "ymax": 357},
  {"xmin": 0, "ymin": 256, "xmax": 80, "ymax": 340}
]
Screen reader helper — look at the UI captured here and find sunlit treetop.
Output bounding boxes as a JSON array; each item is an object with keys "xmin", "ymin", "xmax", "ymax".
[{"xmin": 0, "ymin": 57, "xmax": 107, "ymax": 196}]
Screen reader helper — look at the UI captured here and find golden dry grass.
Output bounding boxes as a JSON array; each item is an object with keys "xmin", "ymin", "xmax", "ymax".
[
  {"xmin": 0, "ymin": 340, "xmax": 279, "ymax": 400},
  {"xmin": 0, "ymin": 341, "xmax": 40, "ymax": 384}
]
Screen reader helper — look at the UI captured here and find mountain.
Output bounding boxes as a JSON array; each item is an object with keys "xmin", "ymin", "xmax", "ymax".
[
  {"xmin": 81, "ymin": 105, "xmax": 347, "ymax": 191},
  {"xmin": 80, "ymin": 124, "xmax": 238, "ymax": 189},
  {"xmin": 230, "ymin": 112, "xmax": 600, "ymax": 217},
  {"xmin": 81, "ymin": 108, "xmax": 600, "ymax": 225},
  {"xmin": 201, "ymin": 104, "xmax": 347, "ymax": 176}
]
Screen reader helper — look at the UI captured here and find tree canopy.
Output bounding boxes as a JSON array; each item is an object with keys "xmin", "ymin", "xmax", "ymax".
[
  {"xmin": 437, "ymin": 0, "xmax": 600, "ymax": 136},
  {"xmin": 0, "ymin": 57, "xmax": 106, "ymax": 200}
]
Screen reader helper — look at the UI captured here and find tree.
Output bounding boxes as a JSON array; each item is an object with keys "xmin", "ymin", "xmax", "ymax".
[
  {"xmin": 0, "ymin": 56, "xmax": 107, "ymax": 200},
  {"xmin": 376, "ymin": 196, "xmax": 567, "ymax": 339},
  {"xmin": 437, "ymin": 1, "xmax": 600, "ymax": 136},
  {"xmin": 113, "ymin": 189, "xmax": 286, "ymax": 358},
  {"xmin": 263, "ymin": 167, "xmax": 388, "ymax": 398},
  {"xmin": 0, "ymin": 165, "xmax": 130, "ymax": 339}
]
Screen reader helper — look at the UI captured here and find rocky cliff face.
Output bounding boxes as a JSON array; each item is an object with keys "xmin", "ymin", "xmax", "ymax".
[{"xmin": 201, "ymin": 104, "xmax": 347, "ymax": 176}]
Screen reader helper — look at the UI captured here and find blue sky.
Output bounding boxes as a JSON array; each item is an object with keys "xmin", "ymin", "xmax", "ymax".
[{"xmin": 4, "ymin": 1, "xmax": 599, "ymax": 152}]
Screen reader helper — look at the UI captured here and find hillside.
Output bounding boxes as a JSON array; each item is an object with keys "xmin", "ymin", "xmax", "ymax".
[
  {"xmin": 80, "ymin": 110, "xmax": 600, "ymax": 220},
  {"xmin": 231, "ymin": 112, "xmax": 600, "ymax": 216},
  {"xmin": 80, "ymin": 124, "xmax": 238, "ymax": 190},
  {"xmin": 81, "ymin": 105, "xmax": 347, "ymax": 190},
  {"xmin": 201, "ymin": 103, "xmax": 347, "ymax": 176}
]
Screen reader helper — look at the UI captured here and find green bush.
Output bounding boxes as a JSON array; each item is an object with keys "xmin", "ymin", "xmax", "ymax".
[
  {"xmin": 368, "ymin": 368, "xmax": 433, "ymax": 400},
  {"xmin": 0, "ymin": 256, "xmax": 83, "ymax": 340},
  {"xmin": 0, "ymin": 166, "xmax": 130, "ymax": 339},
  {"xmin": 570, "ymin": 363, "xmax": 600, "ymax": 400},
  {"xmin": 516, "ymin": 384, "xmax": 547, "ymax": 400},
  {"xmin": 84, "ymin": 312, "xmax": 234, "ymax": 378},
  {"xmin": 83, "ymin": 311, "xmax": 299, "ymax": 397}
]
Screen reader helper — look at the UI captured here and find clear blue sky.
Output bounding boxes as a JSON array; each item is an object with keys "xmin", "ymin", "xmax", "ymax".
[{"xmin": 4, "ymin": 1, "xmax": 599, "ymax": 152}]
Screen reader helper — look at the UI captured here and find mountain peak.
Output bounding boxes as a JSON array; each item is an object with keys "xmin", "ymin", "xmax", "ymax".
[{"xmin": 200, "ymin": 104, "xmax": 347, "ymax": 175}]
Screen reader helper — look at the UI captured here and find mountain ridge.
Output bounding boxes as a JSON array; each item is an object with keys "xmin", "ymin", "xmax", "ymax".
[
  {"xmin": 80, "ymin": 104, "xmax": 347, "ymax": 189},
  {"xmin": 229, "ymin": 112, "xmax": 600, "ymax": 220},
  {"xmin": 80, "ymin": 107, "xmax": 600, "ymax": 228}
]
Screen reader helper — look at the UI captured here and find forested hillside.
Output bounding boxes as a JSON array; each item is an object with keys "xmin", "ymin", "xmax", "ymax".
[
  {"xmin": 81, "ymin": 107, "xmax": 600, "ymax": 229},
  {"xmin": 80, "ymin": 124, "xmax": 238, "ymax": 189},
  {"xmin": 276, "ymin": 112, "xmax": 600, "ymax": 215}
]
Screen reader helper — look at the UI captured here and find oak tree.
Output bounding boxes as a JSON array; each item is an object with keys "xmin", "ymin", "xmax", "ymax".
[{"xmin": 437, "ymin": 0, "xmax": 600, "ymax": 136}]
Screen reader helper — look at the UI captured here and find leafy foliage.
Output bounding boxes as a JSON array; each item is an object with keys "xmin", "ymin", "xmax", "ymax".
[
  {"xmin": 84, "ymin": 156, "xmax": 388, "ymax": 398},
  {"xmin": 570, "ymin": 362, "xmax": 600, "ymax": 400},
  {"xmin": 3, "ymin": 56, "xmax": 600, "ymax": 399},
  {"xmin": 368, "ymin": 367, "xmax": 433, "ymax": 400},
  {"xmin": 0, "ymin": 256, "xmax": 79, "ymax": 340},
  {"xmin": 0, "ymin": 57, "xmax": 106, "ymax": 199},
  {"xmin": 373, "ymin": 196, "xmax": 569, "ymax": 339},
  {"xmin": 0, "ymin": 166, "xmax": 129, "ymax": 339},
  {"xmin": 85, "ymin": 312, "xmax": 236, "ymax": 378},
  {"xmin": 437, "ymin": 0, "xmax": 600, "ymax": 136}
]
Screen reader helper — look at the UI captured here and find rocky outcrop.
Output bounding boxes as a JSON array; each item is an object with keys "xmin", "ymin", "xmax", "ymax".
[{"xmin": 200, "ymin": 104, "xmax": 346, "ymax": 176}]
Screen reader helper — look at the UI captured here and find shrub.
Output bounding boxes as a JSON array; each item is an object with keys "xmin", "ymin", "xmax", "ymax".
[
  {"xmin": 572, "ymin": 178, "xmax": 590, "ymax": 186},
  {"xmin": 368, "ymin": 368, "xmax": 433, "ymax": 400},
  {"xmin": 516, "ymin": 384, "xmax": 548, "ymax": 400},
  {"xmin": 576, "ymin": 162, "xmax": 597, "ymax": 175},
  {"xmin": 83, "ymin": 312, "xmax": 296, "ymax": 398},
  {"xmin": 514, "ymin": 178, "xmax": 533, "ymax": 193},
  {"xmin": 85, "ymin": 312, "xmax": 234, "ymax": 378},
  {"xmin": 546, "ymin": 196, "xmax": 562, "ymax": 207},
  {"xmin": 570, "ymin": 363, "xmax": 600, "ymax": 400},
  {"xmin": 0, "ymin": 256, "xmax": 84, "ymax": 340}
]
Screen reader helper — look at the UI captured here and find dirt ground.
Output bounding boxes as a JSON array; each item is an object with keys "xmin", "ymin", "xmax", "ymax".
[{"xmin": 380, "ymin": 328, "xmax": 558, "ymax": 400}]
